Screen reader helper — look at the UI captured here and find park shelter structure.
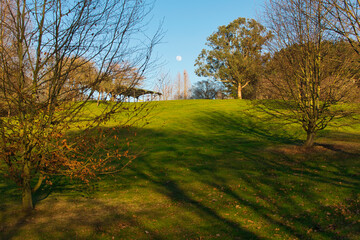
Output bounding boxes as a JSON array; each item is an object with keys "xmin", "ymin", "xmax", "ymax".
[{"xmin": 115, "ymin": 86, "xmax": 162, "ymax": 102}]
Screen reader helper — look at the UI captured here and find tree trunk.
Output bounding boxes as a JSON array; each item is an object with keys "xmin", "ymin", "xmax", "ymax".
[
  {"xmin": 22, "ymin": 164, "xmax": 33, "ymax": 211},
  {"xmin": 237, "ymin": 82, "xmax": 242, "ymax": 99},
  {"xmin": 305, "ymin": 131, "xmax": 315, "ymax": 148},
  {"xmin": 32, "ymin": 174, "xmax": 44, "ymax": 193},
  {"xmin": 97, "ymin": 92, "xmax": 101, "ymax": 106}
]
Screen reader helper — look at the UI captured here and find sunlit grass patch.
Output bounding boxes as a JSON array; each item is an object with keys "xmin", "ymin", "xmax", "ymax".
[{"xmin": 1, "ymin": 99, "xmax": 360, "ymax": 239}]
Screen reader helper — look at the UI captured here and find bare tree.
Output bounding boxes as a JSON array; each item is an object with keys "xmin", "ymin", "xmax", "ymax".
[
  {"xmin": 183, "ymin": 69, "xmax": 190, "ymax": 99},
  {"xmin": 261, "ymin": 0, "xmax": 360, "ymax": 147},
  {"xmin": 155, "ymin": 72, "xmax": 175, "ymax": 100},
  {"xmin": 322, "ymin": 0, "xmax": 360, "ymax": 54},
  {"xmin": 0, "ymin": 0, "xmax": 161, "ymax": 210},
  {"xmin": 175, "ymin": 72, "xmax": 183, "ymax": 100}
]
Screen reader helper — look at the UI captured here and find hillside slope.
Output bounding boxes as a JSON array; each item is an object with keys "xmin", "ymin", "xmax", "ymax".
[{"xmin": 1, "ymin": 99, "xmax": 360, "ymax": 239}]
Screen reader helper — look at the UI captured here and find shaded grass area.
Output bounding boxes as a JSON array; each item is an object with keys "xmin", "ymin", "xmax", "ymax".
[{"xmin": 1, "ymin": 100, "xmax": 360, "ymax": 239}]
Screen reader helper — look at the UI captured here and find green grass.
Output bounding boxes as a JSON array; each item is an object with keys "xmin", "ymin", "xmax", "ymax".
[{"xmin": 1, "ymin": 99, "xmax": 360, "ymax": 239}]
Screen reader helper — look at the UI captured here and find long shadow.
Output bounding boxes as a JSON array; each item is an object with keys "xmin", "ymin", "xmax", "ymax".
[
  {"xmin": 131, "ymin": 163, "xmax": 262, "ymax": 239},
  {"xmin": 316, "ymin": 142, "xmax": 360, "ymax": 156},
  {"xmin": 191, "ymin": 111, "xmax": 360, "ymax": 239},
  {"xmin": 199, "ymin": 110, "xmax": 303, "ymax": 144},
  {"xmin": 0, "ymin": 210, "xmax": 34, "ymax": 240},
  {"xmin": 1, "ymin": 197, "xmax": 164, "ymax": 240},
  {"xmin": 126, "ymin": 110, "xmax": 360, "ymax": 239},
  {"xmin": 1, "ymin": 108, "xmax": 359, "ymax": 239}
]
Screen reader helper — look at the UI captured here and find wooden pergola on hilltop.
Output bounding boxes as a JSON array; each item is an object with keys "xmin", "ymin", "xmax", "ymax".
[{"xmin": 116, "ymin": 86, "xmax": 162, "ymax": 102}]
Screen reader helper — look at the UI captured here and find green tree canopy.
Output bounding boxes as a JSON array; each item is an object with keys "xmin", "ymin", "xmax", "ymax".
[{"xmin": 194, "ymin": 17, "xmax": 272, "ymax": 99}]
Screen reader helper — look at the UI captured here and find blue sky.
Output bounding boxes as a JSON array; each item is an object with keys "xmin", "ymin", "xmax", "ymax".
[{"xmin": 146, "ymin": 0, "xmax": 265, "ymax": 88}]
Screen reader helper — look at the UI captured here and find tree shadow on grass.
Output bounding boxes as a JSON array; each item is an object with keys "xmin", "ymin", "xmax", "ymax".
[
  {"xmin": 203, "ymin": 170, "xmax": 359, "ymax": 240},
  {"xmin": 197, "ymin": 111, "xmax": 360, "ymax": 239},
  {"xmin": 127, "ymin": 110, "xmax": 360, "ymax": 239},
  {"xmin": 130, "ymin": 164, "xmax": 261, "ymax": 239},
  {"xmin": 1, "ymin": 197, "xmax": 164, "ymax": 240},
  {"xmin": 1, "ymin": 109, "xmax": 359, "ymax": 239},
  {"xmin": 199, "ymin": 110, "xmax": 303, "ymax": 145}
]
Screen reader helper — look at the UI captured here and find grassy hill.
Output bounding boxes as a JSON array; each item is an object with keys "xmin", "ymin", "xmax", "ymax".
[{"xmin": 1, "ymin": 99, "xmax": 360, "ymax": 239}]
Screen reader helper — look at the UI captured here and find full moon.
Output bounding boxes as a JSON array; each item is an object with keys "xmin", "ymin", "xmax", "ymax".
[{"xmin": 176, "ymin": 56, "xmax": 182, "ymax": 62}]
